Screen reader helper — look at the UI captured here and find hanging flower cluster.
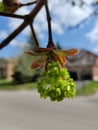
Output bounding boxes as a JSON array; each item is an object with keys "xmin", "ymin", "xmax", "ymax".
[
  {"xmin": 25, "ymin": 47, "xmax": 78, "ymax": 101},
  {"xmin": 37, "ymin": 62, "xmax": 76, "ymax": 101}
]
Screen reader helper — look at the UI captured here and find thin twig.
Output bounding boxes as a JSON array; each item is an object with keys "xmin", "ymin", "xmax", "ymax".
[
  {"xmin": 44, "ymin": 0, "xmax": 53, "ymax": 43},
  {"xmin": 68, "ymin": 11, "xmax": 96, "ymax": 29},
  {"xmin": 20, "ymin": 1, "xmax": 37, "ymax": 7},
  {"xmin": 30, "ymin": 23, "xmax": 39, "ymax": 47},
  {"xmin": 44, "ymin": 0, "xmax": 56, "ymax": 49}
]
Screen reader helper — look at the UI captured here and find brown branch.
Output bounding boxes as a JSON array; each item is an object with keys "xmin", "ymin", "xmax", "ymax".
[
  {"xmin": 20, "ymin": 1, "xmax": 37, "ymax": 7},
  {"xmin": 0, "ymin": 0, "xmax": 45, "ymax": 50},
  {"xmin": 0, "ymin": 12, "xmax": 25, "ymax": 19},
  {"xmin": 44, "ymin": 0, "xmax": 56, "ymax": 49},
  {"xmin": 29, "ymin": 0, "xmax": 45, "ymax": 17},
  {"xmin": 30, "ymin": 24, "xmax": 39, "ymax": 47},
  {"xmin": 44, "ymin": 0, "xmax": 53, "ymax": 42},
  {"xmin": 0, "ymin": 22, "xmax": 28, "ymax": 49}
]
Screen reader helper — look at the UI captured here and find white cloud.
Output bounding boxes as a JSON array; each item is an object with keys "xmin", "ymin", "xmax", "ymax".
[
  {"xmin": 9, "ymin": 39, "xmax": 19, "ymax": 46},
  {"xmin": 86, "ymin": 21, "xmax": 98, "ymax": 43},
  {"xmin": 51, "ymin": 22, "xmax": 63, "ymax": 34},
  {"xmin": 86, "ymin": 20, "xmax": 98, "ymax": 54},
  {"xmin": 10, "ymin": 39, "xmax": 30, "ymax": 49},
  {"xmin": 52, "ymin": 4, "xmax": 92, "ymax": 27},
  {"xmin": 9, "ymin": 18, "xmax": 23, "ymax": 30},
  {"xmin": 84, "ymin": 0, "xmax": 96, "ymax": 4},
  {"xmin": 16, "ymin": 6, "xmax": 30, "ymax": 14},
  {"xmin": 93, "ymin": 47, "xmax": 98, "ymax": 53},
  {"xmin": 0, "ymin": 30, "xmax": 8, "ymax": 39}
]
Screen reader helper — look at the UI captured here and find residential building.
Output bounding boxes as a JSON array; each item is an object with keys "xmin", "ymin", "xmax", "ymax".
[{"xmin": 66, "ymin": 50, "xmax": 98, "ymax": 81}]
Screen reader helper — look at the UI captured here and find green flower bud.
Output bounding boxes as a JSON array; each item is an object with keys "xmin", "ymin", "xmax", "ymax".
[{"xmin": 37, "ymin": 62, "xmax": 76, "ymax": 102}]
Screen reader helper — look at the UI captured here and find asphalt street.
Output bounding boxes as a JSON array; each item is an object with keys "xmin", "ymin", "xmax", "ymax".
[{"xmin": 0, "ymin": 91, "xmax": 98, "ymax": 130}]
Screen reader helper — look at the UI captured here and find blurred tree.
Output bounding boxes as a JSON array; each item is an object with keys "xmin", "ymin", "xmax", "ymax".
[
  {"xmin": 56, "ymin": 42, "xmax": 62, "ymax": 50},
  {"xmin": 13, "ymin": 32, "xmax": 40, "ymax": 83},
  {"xmin": 27, "ymin": 31, "xmax": 38, "ymax": 51},
  {"xmin": 13, "ymin": 54, "xmax": 36, "ymax": 83}
]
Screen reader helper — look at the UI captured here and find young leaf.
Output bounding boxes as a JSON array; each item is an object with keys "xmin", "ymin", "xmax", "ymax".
[
  {"xmin": 53, "ymin": 49, "xmax": 79, "ymax": 56},
  {"xmin": 53, "ymin": 53, "xmax": 66, "ymax": 67},
  {"xmin": 0, "ymin": 2, "xmax": 8, "ymax": 12},
  {"xmin": 31, "ymin": 56, "xmax": 47, "ymax": 69},
  {"xmin": 24, "ymin": 50, "xmax": 49, "ymax": 56}
]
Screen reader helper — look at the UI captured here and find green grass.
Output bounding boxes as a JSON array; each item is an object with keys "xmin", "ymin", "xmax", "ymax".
[
  {"xmin": 0, "ymin": 79, "xmax": 36, "ymax": 90},
  {"xmin": 76, "ymin": 81, "xmax": 98, "ymax": 96},
  {"xmin": 0, "ymin": 80, "xmax": 98, "ymax": 96}
]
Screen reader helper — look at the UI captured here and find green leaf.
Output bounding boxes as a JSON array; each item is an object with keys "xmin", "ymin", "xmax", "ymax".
[
  {"xmin": 96, "ymin": 1, "xmax": 98, "ymax": 5},
  {"xmin": 0, "ymin": 2, "xmax": 7, "ymax": 12},
  {"xmin": 24, "ymin": 50, "xmax": 49, "ymax": 56},
  {"xmin": 53, "ymin": 49, "xmax": 79, "ymax": 56}
]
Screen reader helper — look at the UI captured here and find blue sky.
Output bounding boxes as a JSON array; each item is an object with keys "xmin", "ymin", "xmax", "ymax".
[{"xmin": 1, "ymin": 0, "xmax": 98, "ymax": 58}]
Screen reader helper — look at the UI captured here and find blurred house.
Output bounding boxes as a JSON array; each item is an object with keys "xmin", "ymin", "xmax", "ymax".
[
  {"xmin": 66, "ymin": 50, "xmax": 98, "ymax": 81},
  {"xmin": 0, "ymin": 58, "xmax": 14, "ymax": 81}
]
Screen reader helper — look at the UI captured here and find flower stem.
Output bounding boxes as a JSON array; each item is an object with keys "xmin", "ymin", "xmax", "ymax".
[{"xmin": 44, "ymin": 0, "xmax": 54, "ymax": 44}]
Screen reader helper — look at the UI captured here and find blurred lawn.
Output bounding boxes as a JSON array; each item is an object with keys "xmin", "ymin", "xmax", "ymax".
[
  {"xmin": 76, "ymin": 81, "xmax": 98, "ymax": 96},
  {"xmin": 0, "ymin": 80, "xmax": 98, "ymax": 96},
  {"xmin": 0, "ymin": 79, "xmax": 36, "ymax": 90}
]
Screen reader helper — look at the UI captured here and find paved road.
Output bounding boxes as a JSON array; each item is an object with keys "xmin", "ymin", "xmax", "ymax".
[{"xmin": 0, "ymin": 91, "xmax": 98, "ymax": 130}]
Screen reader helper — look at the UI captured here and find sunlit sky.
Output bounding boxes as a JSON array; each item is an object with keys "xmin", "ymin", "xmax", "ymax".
[{"xmin": 1, "ymin": 0, "xmax": 98, "ymax": 58}]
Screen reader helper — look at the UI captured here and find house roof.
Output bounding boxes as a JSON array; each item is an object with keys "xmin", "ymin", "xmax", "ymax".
[{"xmin": 66, "ymin": 49, "xmax": 97, "ymax": 67}]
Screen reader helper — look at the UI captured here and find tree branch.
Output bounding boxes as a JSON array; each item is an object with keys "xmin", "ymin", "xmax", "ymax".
[
  {"xmin": 29, "ymin": 23, "xmax": 39, "ymax": 47},
  {"xmin": 0, "ymin": 12, "xmax": 25, "ymax": 19},
  {"xmin": 44, "ymin": 0, "xmax": 56, "ymax": 49},
  {"xmin": 44, "ymin": 0, "xmax": 53, "ymax": 42},
  {"xmin": 0, "ymin": 0, "xmax": 45, "ymax": 50},
  {"xmin": 20, "ymin": 1, "xmax": 37, "ymax": 7}
]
